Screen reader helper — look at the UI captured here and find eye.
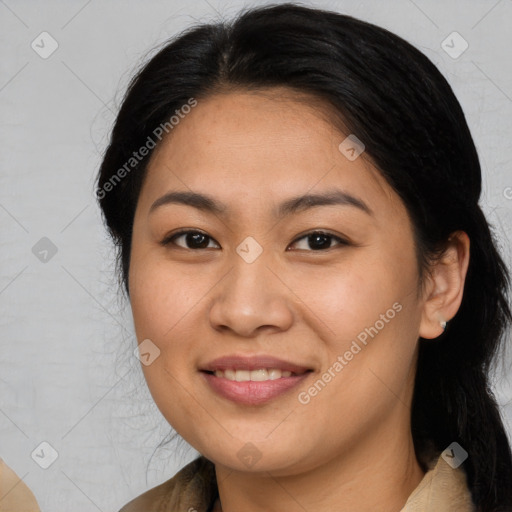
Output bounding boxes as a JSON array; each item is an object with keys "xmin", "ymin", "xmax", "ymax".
[
  {"xmin": 288, "ymin": 230, "xmax": 349, "ymax": 251},
  {"xmin": 161, "ymin": 229, "xmax": 349, "ymax": 252},
  {"xmin": 161, "ymin": 230, "xmax": 220, "ymax": 250}
]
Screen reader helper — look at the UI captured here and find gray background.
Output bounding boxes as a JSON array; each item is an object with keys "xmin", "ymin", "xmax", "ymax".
[{"xmin": 1, "ymin": 0, "xmax": 511, "ymax": 510}]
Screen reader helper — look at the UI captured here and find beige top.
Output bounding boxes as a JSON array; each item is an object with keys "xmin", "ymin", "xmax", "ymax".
[
  {"xmin": 0, "ymin": 459, "xmax": 40, "ymax": 512},
  {"xmin": 119, "ymin": 450, "xmax": 476, "ymax": 512}
]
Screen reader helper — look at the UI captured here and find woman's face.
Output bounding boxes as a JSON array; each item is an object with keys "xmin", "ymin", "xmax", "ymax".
[{"xmin": 129, "ymin": 88, "xmax": 427, "ymax": 474}]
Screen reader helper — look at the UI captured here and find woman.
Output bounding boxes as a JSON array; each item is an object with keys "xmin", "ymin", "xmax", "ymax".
[{"xmin": 96, "ymin": 3, "xmax": 512, "ymax": 511}]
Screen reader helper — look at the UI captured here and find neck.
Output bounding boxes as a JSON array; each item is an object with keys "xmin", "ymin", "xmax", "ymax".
[{"xmin": 213, "ymin": 426, "xmax": 425, "ymax": 512}]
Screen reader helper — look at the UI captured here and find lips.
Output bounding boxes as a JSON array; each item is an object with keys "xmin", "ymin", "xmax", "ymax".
[{"xmin": 199, "ymin": 354, "xmax": 313, "ymax": 405}]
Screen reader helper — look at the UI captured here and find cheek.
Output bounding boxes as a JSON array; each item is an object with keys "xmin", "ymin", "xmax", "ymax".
[
  {"xmin": 129, "ymin": 253, "xmax": 205, "ymax": 340},
  {"xmin": 128, "ymin": 254, "xmax": 215, "ymax": 400},
  {"xmin": 129, "ymin": 258, "xmax": 208, "ymax": 430},
  {"xmin": 286, "ymin": 254, "xmax": 407, "ymax": 345},
  {"xmin": 292, "ymin": 246, "xmax": 418, "ymax": 391}
]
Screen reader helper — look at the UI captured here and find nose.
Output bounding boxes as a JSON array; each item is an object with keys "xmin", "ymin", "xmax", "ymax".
[{"xmin": 208, "ymin": 252, "xmax": 294, "ymax": 338}]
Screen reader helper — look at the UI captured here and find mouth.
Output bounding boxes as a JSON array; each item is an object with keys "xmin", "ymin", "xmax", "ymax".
[
  {"xmin": 200, "ymin": 354, "xmax": 312, "ymax": 375},
  {"xmin": 199, "ymin": 354, "xmax": 314, "ymax": 405},
  {"xmin": 201, "ymin": 368, "xmax": 309, "ymax": 381}
]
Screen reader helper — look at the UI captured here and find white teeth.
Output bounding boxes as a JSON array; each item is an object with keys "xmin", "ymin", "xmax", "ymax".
[
  {"xmin": 224, "ymin": 369, "xmax": 236, "ymax": 380},
  {"xmin": 212, "ymin": 368, "xmax": 295, "ymax": 381},
  {"xmin": 251, "ymin": 369, "xmax": 268, "ymax": 381},
  {"xmin": 268, "ymin": 368, "xmax": 281, "ymax": 380},
  {"xmin": 235, "ymin": 370, "xmax": 251, "ymax": 382}
]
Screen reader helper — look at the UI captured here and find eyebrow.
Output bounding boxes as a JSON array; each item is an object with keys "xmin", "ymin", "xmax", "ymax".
[{"xmin": 149, "ymin": 189, "xmax": 373, "ymax": 217}]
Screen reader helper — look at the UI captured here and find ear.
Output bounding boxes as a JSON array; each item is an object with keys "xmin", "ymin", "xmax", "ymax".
[{"xmin": 419, "ymin": 230, "xmax": 470, "ymax": 339}]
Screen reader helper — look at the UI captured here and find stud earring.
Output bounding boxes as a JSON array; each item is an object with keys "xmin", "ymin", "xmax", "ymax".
[{"xmin": 440, "ymin": 319, "xmax": 447, "ymax": 331}]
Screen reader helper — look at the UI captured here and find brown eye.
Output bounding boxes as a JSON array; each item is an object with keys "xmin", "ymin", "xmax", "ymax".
[
  {"xmin": 288, "ymin": 231, "xmax": 349, "ymax": 251},
  {"xmin": 161, "ymin": 230, "xmax": 220, "ymax": 250}
]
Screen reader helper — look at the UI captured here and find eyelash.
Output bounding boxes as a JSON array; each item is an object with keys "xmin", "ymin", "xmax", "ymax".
[{"xmin": 160, "ymin": 229, "xmax": 349, "ymax": 252}]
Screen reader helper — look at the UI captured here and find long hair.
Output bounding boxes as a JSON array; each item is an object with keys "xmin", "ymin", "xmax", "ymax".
[{"xmin": 96, "ymin": 4, "xmax": 512, "ymax": 509}]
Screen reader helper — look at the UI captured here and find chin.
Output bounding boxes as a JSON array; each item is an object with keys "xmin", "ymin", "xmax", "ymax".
[{"xmin": 201, "ymin": 438, "xmax": 315, "ymax": 475}]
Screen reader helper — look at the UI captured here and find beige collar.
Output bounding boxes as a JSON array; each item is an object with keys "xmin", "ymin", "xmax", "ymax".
[
  {"xmin": 119, "ymin": 451, "xmax": 476, "ymax": 512},
  {"xmin": 401, "ymin": 452, "xmax": 475, "ymax": 512}
]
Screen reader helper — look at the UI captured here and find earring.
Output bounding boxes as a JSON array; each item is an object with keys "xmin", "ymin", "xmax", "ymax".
[{"xmin": 440, "ymin": 319, "xmax": 447, "ymax": 331}]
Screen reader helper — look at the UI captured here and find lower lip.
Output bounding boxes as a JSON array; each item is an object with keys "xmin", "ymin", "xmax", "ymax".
[{"xmin": 201, "ymin": 371, "xmax": 311, "ymax": 405}]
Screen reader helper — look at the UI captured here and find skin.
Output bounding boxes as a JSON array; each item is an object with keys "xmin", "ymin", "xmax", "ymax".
[{"xmin": 128, "ymin": 88, "xmax": 470, "ymax": 512}]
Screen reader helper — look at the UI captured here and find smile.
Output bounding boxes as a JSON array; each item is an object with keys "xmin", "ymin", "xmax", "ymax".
[{"xmin": 210, "ymin": 368, "xmax": 299, "ymax": 381}]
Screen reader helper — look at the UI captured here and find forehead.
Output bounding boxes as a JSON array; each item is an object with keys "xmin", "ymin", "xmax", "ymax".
[{"xmin": 140, "ymin": 89, "xmax": 407, "ymax": 223}]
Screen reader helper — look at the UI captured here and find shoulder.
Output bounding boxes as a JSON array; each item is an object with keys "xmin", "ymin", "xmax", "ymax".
[
  {"xmin": 0, "ymin": 458, "xmax": 40, "ymax": 511},
  {"xmin": 118, "ymin": 455, "xmax": 217, "ymax": 512}
]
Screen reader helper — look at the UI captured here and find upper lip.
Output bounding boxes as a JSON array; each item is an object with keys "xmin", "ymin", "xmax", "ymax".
[{"xmin": 200, "ymin": 355, "xmax": 312, "ymax": 375}]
